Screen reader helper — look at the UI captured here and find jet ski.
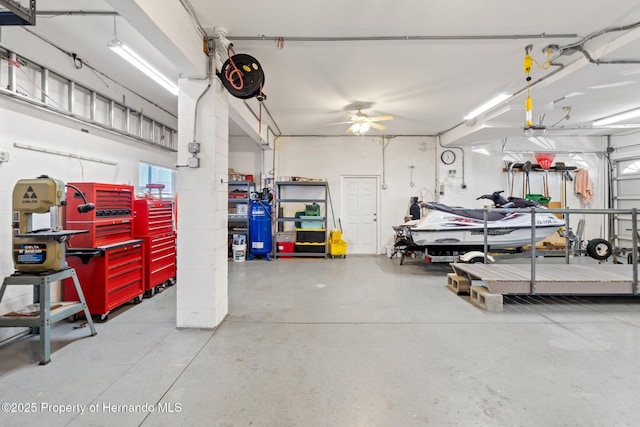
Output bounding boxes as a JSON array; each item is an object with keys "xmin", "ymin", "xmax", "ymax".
[{"xmin": 400, "ymin": 191, "xmax": 565, "ymax": 251}]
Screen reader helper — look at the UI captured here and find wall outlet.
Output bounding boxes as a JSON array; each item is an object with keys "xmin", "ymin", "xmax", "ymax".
[
  {"xmin": 187, "ymin": 157, "xmax": 200, "ymax": 168},
  {"xmin": 0, "ymin": 149, "xmax": 8, "ymax": 162}
]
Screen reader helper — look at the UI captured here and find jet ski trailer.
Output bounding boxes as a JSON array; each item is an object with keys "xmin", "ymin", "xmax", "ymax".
[
  {"xmin": 391, "ymin": 223, "xmax": 498, "ymax": 264},
  {"xmin": 392, "ymin": 191, "xmax": 566, "ymax": 264}
]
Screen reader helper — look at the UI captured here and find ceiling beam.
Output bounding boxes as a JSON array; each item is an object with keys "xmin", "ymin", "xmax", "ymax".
[{"xmin": 105, "ymin": 0, "xmax": 206, "ymax": 78}]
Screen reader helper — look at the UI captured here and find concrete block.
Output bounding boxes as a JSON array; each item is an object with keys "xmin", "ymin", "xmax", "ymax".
[
  {"xmin": 447, "ymin": 273, "xmax": 470, "ymax": 295},
  {"xmin": 470, "ymin": 285, "xmax": 503, "ymax": 312}
]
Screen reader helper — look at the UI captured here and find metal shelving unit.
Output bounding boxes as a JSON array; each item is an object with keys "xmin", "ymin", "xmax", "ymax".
[
  {"xmin": 228, "ymin": 181, "xmax": 255, "ymax": 244},
  {"xmin": 274, "ymin": 181, "xmax": 328, "ymax": 258}
]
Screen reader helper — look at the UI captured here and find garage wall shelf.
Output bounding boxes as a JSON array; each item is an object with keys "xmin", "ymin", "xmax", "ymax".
[
  {"xmin": 274, "ymin": 181, "xmax": 328, "ymax": 258},
  {"xmin": 228, "ymin": 181, "xmax": 255, "ymax": 255}
]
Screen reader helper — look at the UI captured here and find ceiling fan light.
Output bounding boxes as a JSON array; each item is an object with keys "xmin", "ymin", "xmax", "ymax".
[{"xmin": 348, "ymin": 122, "xmax": 369, "ymax": 135}]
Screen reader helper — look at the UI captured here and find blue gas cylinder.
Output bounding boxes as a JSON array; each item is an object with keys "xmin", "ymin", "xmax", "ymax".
[{"xmin": 249, "ymin": 199, "xmax": 272, "ymax": 260}]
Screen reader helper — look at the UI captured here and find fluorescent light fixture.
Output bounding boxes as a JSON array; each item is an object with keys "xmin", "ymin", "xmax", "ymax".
[
  {"xmin": 596, "ymin": 124, "xmax": 640, "ymax": 128},
  {"xmin": 463, "ymin": 92, "xmax": 511, "ymax": 120},
  {"xmin": 588, "ymin": 81, "xmax": 634, "ymax": 90},
  {"xmin": 108, "ymin": 39, "xmax": 179, "ymax": 96},
  {"xmin": 593, "ymin": 107, "xmax": 640, "ymax": 126}
]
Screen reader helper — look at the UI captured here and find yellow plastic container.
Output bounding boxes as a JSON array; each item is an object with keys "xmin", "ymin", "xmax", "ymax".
[
  {"xmin": 329, "ymin": 241, "xmax": 347, "ymax": 258},
  {"xmin": 328, "ymin": 230, "xmax": 347, "ymax": 258},
  {"xmin": 329, "ymin": 229, "xmax": 342, "ymax": 240}
]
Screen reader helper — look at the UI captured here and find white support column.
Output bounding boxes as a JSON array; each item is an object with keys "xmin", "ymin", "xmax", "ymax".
[{"xmin": 176, "ymin": 77, "xmax": 229, "ymax": 328}]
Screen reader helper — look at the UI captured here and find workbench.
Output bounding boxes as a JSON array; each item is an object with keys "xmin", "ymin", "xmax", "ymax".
[{"xmin": 0, "ymin": 268, "xmax": 97, "ymax": 365}]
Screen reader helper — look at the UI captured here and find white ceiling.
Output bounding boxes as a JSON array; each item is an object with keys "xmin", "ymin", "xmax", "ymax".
[{"xmin": 5, "ymin": 1, "xmax": 640, "ymax": 145}]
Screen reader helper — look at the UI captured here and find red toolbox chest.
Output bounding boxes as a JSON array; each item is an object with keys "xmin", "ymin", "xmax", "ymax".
[
  {"xmin": 66, "ymin": 182, "xmax": 134, "ymax": 222},
  {"xmin": 64, "ymin": 240, "xmax": 144, "ymax": 319},
  {"xmin": 134, "ymin": 199, "xmax": 174, "ymax": 235},
  {"xmin": 133, "ymin": 196, "xmax": 176, "ymax": 294},
  {"xmin": 66, "ymin": 182, "xmax": 135, "ymax": 248}
]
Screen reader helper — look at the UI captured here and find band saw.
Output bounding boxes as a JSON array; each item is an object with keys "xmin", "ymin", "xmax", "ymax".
[{"xmin": 12, "ymin": 175, "xmax": 94, "ymax": 272}]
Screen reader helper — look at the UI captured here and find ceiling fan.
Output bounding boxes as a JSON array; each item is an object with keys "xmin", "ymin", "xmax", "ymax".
[{"xmin": 329, "ymin": 108, "xmax": 394, "ymax": 135}]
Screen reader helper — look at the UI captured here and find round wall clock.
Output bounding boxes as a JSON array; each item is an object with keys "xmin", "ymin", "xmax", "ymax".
[{"xmin": 440, "ymin": 150, "xmax": 456, "ymax": 165}]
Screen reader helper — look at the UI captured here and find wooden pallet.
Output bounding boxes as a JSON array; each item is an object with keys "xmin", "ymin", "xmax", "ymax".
[{"xmin": 451, "ymin": 263, "xmax": 635, "ymax": 295}]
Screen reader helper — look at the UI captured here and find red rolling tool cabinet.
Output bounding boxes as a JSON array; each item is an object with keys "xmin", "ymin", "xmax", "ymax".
[
  {"xmin": 63, "ymin": 182, "xmax": 144, "ymax": 320},
  {"xmin": 133, "ymin": 185, "xmax": 177, "ymax": 296},
  {"xmin": 64, "ymin": 240, "xmax": 144, "ymax": 321},
  {"xmin": 137, "ymin": 231, "xmax": 176, "ymax": 296}
]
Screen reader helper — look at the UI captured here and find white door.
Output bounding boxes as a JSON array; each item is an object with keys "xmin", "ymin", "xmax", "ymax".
[{"xmin": 341, "ymin": 176, "xmax": 379, "ymax": 254}]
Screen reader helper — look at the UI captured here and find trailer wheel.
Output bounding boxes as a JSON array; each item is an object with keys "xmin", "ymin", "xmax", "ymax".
[
  {"xmin": 468, "ymin": 257, "xmax": 485, "ymax": 264},
  {"xmin": 586, "ymin": 238, "xmax": 612, "ymax": 260}
]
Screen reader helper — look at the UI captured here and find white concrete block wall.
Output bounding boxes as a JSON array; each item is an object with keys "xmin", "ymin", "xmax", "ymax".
[{"xmin": 176, "ymin": 79, "xmax": 229, "ymax": 328}]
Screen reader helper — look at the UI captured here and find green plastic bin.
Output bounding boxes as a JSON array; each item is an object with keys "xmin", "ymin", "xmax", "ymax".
[{"xmin": 525, "ymin": 194, "xmax": 551, "ymax": 205}]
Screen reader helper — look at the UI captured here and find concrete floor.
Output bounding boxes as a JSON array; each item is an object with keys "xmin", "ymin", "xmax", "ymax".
[{"xmin": 1, "ymin": 255, "xmax": 640, "ymax": 426}]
